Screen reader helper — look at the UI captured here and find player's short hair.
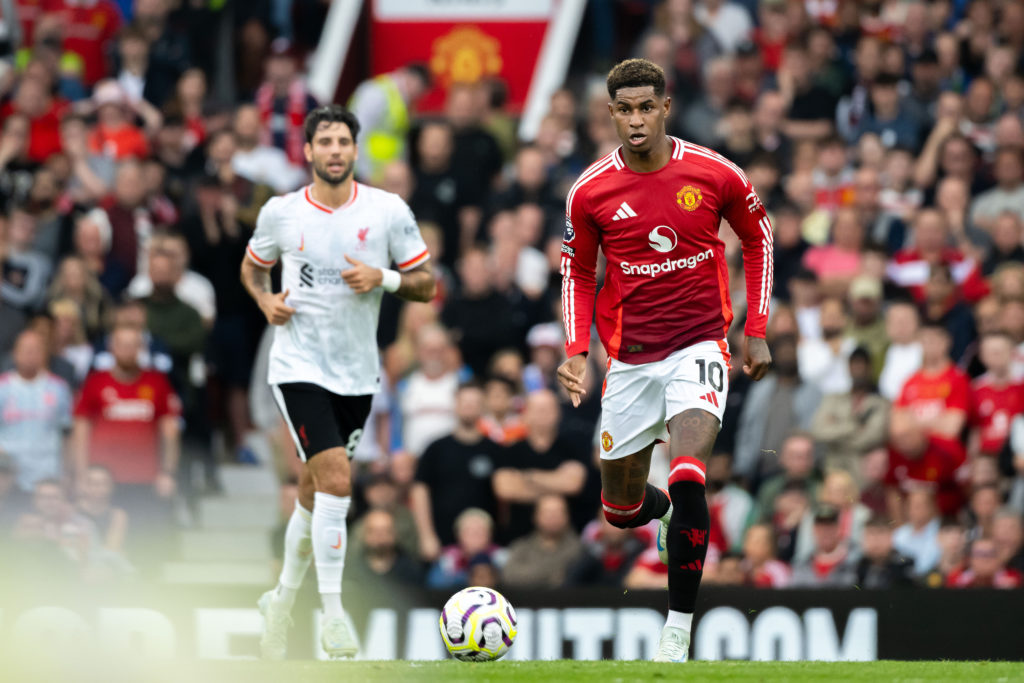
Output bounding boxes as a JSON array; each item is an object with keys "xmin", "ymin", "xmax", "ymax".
[
  {"xmin": 606, "ymin": 58, "xmax": 666, "ymax": 99},
  {"xmin": 304, "ymin": 104, "xmax": 361, "ymax": 144}
]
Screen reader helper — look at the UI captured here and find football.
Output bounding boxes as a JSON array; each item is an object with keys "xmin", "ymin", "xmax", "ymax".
[{"xmin": 438, "ymin": 586, "xmax": 518, "ymax": 662}]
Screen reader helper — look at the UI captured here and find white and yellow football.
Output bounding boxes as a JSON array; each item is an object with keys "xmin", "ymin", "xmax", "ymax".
[{"xmin": 439, "ymin": 586, "xmax": 518, "ymax": 662}]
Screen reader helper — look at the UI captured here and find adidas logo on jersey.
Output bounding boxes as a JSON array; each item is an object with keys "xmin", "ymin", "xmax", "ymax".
[
  {"xmin": 699, "ymin": 392, "xmax": 719, "ymax": 407},
  {"xmin": 611, "ymin": 202, "xmax": 638, "ymax": 221}
]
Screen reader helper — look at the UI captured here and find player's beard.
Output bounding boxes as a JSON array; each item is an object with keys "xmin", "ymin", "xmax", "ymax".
[{"xmin": 312, "ymin": 158, "xmax": 354, "ymax": 186}]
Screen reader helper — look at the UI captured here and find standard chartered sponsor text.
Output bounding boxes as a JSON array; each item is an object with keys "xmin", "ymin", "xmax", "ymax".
[{"xmin": 620, "ymin": 248, "xmax": 714, "ymax": 277}]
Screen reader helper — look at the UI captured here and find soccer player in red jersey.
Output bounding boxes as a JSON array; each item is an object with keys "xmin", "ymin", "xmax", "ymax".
[
  {"xmin": 969, "ymin": 332, "xmax": 1024, "ymax": 456},
  {"xmin": 556, "ymin": 59, "xmax": 773, "ymax": 662}
]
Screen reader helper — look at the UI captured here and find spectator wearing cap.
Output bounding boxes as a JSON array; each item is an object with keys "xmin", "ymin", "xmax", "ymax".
[
  {"xmin": 853, "ymin": 72, "xmax": 921, "ymax": 150},
  {"xmin": 255, "ymin": 39, "xmax": 320, "ymax": 167},
  {"xmin": 854, "ymin": 514, "xmax": 914, "ymax": 589},
  {"xmin": 811, "ymin": 348, "xmax": 889, "ymax": 475},
  {"xmin": 0, "ymin": 329, "xmax": 73, "ymax": 494},
  {"xmin": 946, "ymin": 537, "xmax": 1023, "ymax": 588},
  {"xmin": 348, "ymin": 63, "xmax": 431, "ymax": 183},
  {"xmin": 790, "ymin": 504, "xmax": 856, "ymax": 587},
  {"xmin": 846, "ymin": 276, "xmax": 887, "ymax": 377}
]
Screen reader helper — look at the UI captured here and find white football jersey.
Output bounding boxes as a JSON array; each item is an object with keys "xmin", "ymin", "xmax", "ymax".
[{"xmin": 246, "ymin": 183, "xmax": 429, "ymax": 395}]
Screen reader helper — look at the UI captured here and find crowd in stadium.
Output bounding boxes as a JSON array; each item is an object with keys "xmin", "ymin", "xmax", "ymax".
[{"xmin": 2, "ymin": 0, "xmax": 1024, "ymax": 592}]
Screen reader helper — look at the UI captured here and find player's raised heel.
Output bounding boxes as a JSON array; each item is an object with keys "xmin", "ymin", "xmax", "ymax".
[
  {"xmin": 257, "ymin": 590, "xmax": 294, "ymax": 661},
  {"xmin": 657, "ymin": 501, "xmax": 673, "ymax": 565},
  {"xmin": 652, "ymin": 625, "xmax": 690, "ymax": 663},
  {"xmin": 321, "ymin": 616, "xmax": 358, "ymax": 659}
]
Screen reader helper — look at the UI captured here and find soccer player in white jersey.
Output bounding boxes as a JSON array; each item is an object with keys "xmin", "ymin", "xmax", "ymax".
[{"xmin": 241, "ymin": 105, "xmax": 435, "ymax": 659}]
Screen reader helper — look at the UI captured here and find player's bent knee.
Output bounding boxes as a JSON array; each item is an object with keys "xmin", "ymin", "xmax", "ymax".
[{"xmin": 306, "ymin": 448, "xmax": 352, "ymax": 497}]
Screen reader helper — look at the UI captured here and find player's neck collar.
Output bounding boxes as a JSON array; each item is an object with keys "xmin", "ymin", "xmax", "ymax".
[{"xmin": 306, "ymin": 182, "xmax": 358, "ymax": 213}]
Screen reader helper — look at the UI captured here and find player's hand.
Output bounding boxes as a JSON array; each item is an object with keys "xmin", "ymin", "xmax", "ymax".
[
  {"xmin": 343, "ymin": 255, "xmax": 384, "ymax": 294},
  {"xmin": 154, "ymin": 471, "xmax": 176, "ymax": 498},
  {"xmin": 557, "ymin": 353, "xmax": 588, "ymax": 408},
  {"xmin": 743, "ymin": 335, "xmax": 772, "ymax": 381},
  {"xmin": 259, "ymin": 289, "xmax": 296, "ymax": 325}
]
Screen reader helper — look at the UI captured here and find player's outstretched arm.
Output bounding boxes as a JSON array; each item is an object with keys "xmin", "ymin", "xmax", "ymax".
[
  {"xmin": 240, "ymin": 257, "xmax": 295, "ymax": 325},
  {"xmin": 343, "ymin": 255, "xmax": 436, "ymax": 302}
]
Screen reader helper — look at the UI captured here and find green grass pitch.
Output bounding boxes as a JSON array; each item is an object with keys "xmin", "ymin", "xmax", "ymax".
[{"xmin": 155, "ymin": 660, "xmax": 1024, "ymax": 683}]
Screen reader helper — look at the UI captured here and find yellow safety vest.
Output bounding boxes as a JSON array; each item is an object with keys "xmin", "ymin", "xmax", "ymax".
[{"xmin": 351, "ymin": 74, "xmax": 409, "ymax": 181}]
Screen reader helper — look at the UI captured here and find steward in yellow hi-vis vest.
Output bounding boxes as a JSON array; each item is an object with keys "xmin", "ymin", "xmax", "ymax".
[{"xmin": 348, "ymin": 64, "xmax": 432, "ymax": 183}]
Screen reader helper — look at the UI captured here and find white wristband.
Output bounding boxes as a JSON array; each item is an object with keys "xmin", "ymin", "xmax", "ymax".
[{"xmin": 380, "ymin": 268, "xmax": 401, "ymax": 293}]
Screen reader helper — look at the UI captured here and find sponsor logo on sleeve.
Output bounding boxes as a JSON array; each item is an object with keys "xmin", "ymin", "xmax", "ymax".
[
  {"xmin": 560, "ymin": 244, "xmax": 576, "ymax": 257},
  {"xmin": 563, "ymin": 217, "xmax": 575, "ymax": 243}
]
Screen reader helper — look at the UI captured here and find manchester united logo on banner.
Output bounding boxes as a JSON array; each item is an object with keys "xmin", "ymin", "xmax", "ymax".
[
  {"xmin": 430, "ymin": 25, "xmax": 503, "ymax": 87},
  {"xmin": 676, "ymin": 185, "xmax": 703, "ymax": 212}
]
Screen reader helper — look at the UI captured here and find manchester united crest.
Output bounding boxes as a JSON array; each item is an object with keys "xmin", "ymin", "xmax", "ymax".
[
  {"xmin": 430, "ymin": 26, "xmax": 503, "ymax": 88},
  {"xmin": 601, "ymin": 431, "xmax": 614, "ymax": 452},
  {"xmin": 677, "ymin": 185, "xmax": 703, "ymax": 212}
]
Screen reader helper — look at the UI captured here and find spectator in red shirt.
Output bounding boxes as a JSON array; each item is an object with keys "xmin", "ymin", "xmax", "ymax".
[
  {"xmin": 887, "ymin": 207, "xmax": 989, "ymax": 305},
  {"xmin": 44, "ymin": 0, "xmax": 122, "ymax": 86},
  {"xmin": 946, "ymin": 537, "xmax": 1023, "ymax": 588},
  {"xmin": 0, "ymin": 77, "xmax": 68, "ymax": 164},
  {"xmin": 70, "ymin": 324, "xmax": 180, "ymax": 502},
  {"xmin": 970, "ymin": 332, "xmax": 1024, "ymax": 456},
  {"xmin": 894, "ymin": 322, "xmax": 970, "ymax": 440},
  {"xmin": 885, "ymin": 409, "xmax": 967, "ymax": 521},
  {"xmin": 87, "ymin": 80, "xmax": 159, "ymax": 161}
]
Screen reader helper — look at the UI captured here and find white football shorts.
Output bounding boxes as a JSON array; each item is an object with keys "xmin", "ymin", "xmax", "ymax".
[{"xmin": 598, "ymin": 339, "xmax": 730, "ymax": 460}]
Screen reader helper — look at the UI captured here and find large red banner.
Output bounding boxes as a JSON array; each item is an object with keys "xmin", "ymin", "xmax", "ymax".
[{"xmin": 370, "ymin": 1, "xmax": 554, "ymax": 113}]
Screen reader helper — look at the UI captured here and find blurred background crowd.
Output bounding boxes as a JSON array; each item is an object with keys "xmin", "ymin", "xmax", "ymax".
[{"xmin": 1, "ymin": 0, "xmax": 1024, "ymax": 594}]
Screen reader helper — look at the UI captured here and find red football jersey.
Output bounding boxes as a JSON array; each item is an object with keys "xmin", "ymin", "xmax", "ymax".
[
  {"xmin": 969, "ymin": 375, "xmax": 1024, "ymax": 454},
  {"xmin": 885, "ymin": 435, "xmax": 967, "ymax": 517},
  {"xmin": 895, "ymin": 363, "xmax": 970, "ymax": 424},
  {"xmin": 561, "ymin": 137, "xmax": 772, "ymax": 364},
  {"xmin": 74, "ymin": 369, "xmax": 181, "ymax": 484}
]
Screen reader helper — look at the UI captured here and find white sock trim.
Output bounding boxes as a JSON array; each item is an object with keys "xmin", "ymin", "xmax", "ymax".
[{"xmin": 666, "ymin": 610, "xmax": 693, "ymax": 632}]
